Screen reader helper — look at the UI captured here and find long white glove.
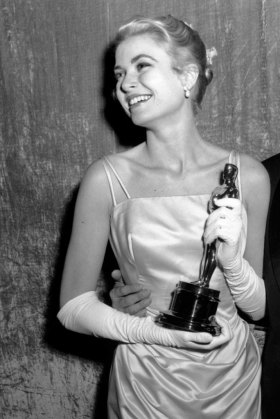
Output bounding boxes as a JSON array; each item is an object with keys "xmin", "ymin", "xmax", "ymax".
[
  {"xmin": 57, "ymin": 291, "xmax": 232, "ymax": 349},
  {"xmin": 204, "ymin": 197, "xmax": 265, "ymax": 320},
  {"xmin": 222, "ymin": 255, "xmax": 265, "ymax": 320}
]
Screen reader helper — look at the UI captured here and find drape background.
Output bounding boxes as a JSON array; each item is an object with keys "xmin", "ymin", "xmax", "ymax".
[{"xmin": 1, "ymin": 0, "xmax": 280, "ymax": 418}]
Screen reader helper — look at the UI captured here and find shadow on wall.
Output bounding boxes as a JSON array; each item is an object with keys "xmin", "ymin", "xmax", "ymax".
[{"xmin": 43, "ymin": 186, "xmax": 118, "ymax": 418}]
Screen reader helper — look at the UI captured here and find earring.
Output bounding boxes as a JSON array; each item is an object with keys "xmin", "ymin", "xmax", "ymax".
[{"xmin": 184, "ymin": 85, "xmax": 190, "ymax": 99}]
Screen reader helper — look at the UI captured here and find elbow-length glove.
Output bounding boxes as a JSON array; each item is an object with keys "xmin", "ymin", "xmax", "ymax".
[{"xmin": 57, "ymin": 291, "xmax": 232, "ymax": 348}]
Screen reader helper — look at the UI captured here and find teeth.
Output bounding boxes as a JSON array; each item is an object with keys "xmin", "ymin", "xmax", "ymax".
[{"xmin": 129, "ymin": 95, "xmax": 151, "ymax": 106}]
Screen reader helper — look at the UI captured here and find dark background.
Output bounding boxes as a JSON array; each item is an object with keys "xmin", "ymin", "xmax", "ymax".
[{"xmin": 1, "ymin": 0, "xmax": 280, "ymax": 418}]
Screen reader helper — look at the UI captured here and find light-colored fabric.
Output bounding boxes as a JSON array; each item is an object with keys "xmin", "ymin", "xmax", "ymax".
[
  {"xmin": 105, "ymin": 152, "xmax": 262, "ymax": 419},
  {"xmin": 222, "ymin": 254, "xmax": 265, "ymax": 319},
  {"xmin": 57, "ymin": 291, "xmax": 214, "ymax": 347},
  {"xmin": 103, "ymin": 156, "xmax": 131, "ymax": 203},
  {"xmin": 220, "ymin": 151, "xmax": 265, "ymax": 320}
]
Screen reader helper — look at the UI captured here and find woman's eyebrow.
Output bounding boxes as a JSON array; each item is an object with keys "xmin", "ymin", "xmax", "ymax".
[
  {"xmin": 114, "ymin": 54, "xmax": 157, "ymax": 71},
  {"xmin": 131, "ymin": 54, "xmax": 157, "ymax": 63}
]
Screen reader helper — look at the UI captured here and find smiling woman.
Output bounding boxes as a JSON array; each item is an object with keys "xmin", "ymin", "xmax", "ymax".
[
  {"xmin": 114, "ymin": 33, "xmax": 189, "ymax": 128},
  {"xmin": 57, "ymin": 15, "xmax": 269, "ymax": 419},
  {"xmin": 113, "ymin": 16, "xmax": 213, "ymax": 111}
]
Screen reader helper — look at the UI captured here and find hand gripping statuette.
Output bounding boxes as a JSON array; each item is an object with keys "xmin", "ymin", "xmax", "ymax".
[{"xmin": 157, "ymin": 163, "xmax": 239, "ymax": 336}]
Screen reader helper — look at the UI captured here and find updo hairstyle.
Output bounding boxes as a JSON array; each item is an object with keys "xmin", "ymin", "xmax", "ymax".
[{"xmin": 113, "ymin": 15, "xmax": 213, "ymax": 108}]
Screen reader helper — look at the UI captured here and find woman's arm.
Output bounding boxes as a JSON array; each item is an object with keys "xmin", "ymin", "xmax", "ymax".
[
  {"xmin": 58, "ymin": 159, "xmax": 221, "ymax": 348},
  {"xmin": 59, "ymin": 159, "xmax": 112, "ymax": 307}
]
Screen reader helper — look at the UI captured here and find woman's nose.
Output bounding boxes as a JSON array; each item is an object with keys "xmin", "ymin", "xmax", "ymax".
[{"xmin": 120, "ymin": 72, "xmax": 137, "ymax": 92}]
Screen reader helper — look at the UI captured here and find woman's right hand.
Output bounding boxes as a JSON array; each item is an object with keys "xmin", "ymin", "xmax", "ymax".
[
  {"xmin": 141, "ymin": 315, "xmax": 232, "ymax": 349},
  {"xmin": 159, "ymin": 316, "xmax": 232, "ymax": 350}
]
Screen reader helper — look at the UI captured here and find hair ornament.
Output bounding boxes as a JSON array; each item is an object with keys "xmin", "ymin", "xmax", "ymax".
[{"xmin": 206, "ymin": 47, "xmax": 218, "ymax": 65}]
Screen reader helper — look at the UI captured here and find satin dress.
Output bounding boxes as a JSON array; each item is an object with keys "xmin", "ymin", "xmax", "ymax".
[{"xmin": 103, "ymin": 152, "xmax": 261, "ymax": 419}]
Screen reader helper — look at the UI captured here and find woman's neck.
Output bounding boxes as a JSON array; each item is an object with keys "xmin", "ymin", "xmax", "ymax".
[{"xmin": 144, "ymin": 121, "xmax": 205, "ymax": 173}]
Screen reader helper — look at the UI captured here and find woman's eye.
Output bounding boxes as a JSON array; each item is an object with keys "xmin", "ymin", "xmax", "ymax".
[
  {"xmin": 114, "ymin": 72, "xmax": 124, "ymax": 81},
  {"xmin": 136, "ymin": 62, "xmax": 150, "ymax": 71}
]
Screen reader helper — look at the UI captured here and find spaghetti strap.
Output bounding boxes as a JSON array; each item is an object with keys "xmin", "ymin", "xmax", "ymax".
[
  {"xmin": 103, "ymin": 157, "xmax": 131, "ymax": 202},
  {"xmin": 102, "ymin": 159, "xmax": 117, "ymax": 206},
  {"xmin": 228, "ymin": 150, "xmax": 242, "ymax": 202}
]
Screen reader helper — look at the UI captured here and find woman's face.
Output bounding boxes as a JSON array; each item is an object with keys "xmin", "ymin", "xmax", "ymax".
[{"xmin": 114, "ymin": 34, "xmax": 187, "ymax": 129}]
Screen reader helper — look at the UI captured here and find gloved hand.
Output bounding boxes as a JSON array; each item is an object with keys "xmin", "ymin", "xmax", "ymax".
[
  {"xmin": 203, "ymin": 197, "xmax": 265, "ymax": 320},
  {"xmin": 203, "ymin": 197, "xmax": 243, "ymax": 269}
]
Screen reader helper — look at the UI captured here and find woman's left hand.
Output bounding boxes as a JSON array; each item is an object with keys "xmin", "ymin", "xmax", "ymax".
[{"xmin": 203, "ymin": 197, "xmax": 243, "ymax": 268}]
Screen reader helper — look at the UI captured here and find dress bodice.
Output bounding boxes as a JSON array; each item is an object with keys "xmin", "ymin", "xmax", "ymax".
[{"xmin": 103, "ymin": 154, "xmax": 248, "ymax": 325}]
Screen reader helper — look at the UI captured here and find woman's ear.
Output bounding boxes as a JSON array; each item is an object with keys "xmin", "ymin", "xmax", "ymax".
[{"xmin": 180, "ymin": 63, "xmax": 199, "ymax": 92}]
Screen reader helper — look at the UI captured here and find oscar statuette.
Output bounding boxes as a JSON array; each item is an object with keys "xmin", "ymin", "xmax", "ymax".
[{"xmin": 157, "ymin": 163, "xmax": 239, "ymax": 336}]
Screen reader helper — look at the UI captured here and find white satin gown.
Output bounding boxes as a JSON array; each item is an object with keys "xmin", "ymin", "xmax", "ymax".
[{"xmin": 102, "ymin": 151, "xmax": 261, "ymax": 419}]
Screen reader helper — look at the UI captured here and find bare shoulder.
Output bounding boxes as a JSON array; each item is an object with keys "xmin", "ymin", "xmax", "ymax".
[
  {"xmin": 239, "ymin": 153, "xmax": 270, "ymax": 207},
  {"xmin": 80, "ymin": 158, "xmax": 108, "ymax": 191},
  {"xmin": 76, "ymin": 158, "xmax": 112, "ymax": 213}
]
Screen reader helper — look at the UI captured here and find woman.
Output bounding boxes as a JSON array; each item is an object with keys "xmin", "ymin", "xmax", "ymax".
[{"xmin": 57, "ymin": 15, "xmax": 269, "ymax": 418}]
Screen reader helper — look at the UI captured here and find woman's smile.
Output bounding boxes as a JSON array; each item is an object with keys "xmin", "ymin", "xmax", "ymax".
[{"xmin": 128, "ymin": 94, "xmax": 152, "ymax": 108}]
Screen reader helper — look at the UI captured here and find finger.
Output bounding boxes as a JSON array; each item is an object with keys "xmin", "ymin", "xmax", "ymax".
[
  {"xmin": 188, "ymin": 319, "xmax": 232, "ymax": 350},
  {"xmin": 117, "ymin": 290, "xmax": 151, "ymax": 309},
  {"xmin": 191, "ymin": 332, "xmax": 213, "ymax": 344},
  {"xmin": 124, "ymin": 297, "xmax": 152, "ymax": 316},
  {"xmin": 111, "ymin": 270, "xmax": 123, "ymax": 281},
  {"xmin": 204, "ymin": 211, "xmax": 242, "ymax": 244},
  {"xmin": 111, "ymin": 284, "xmax": 147, "ymax": 298},
  {"xmin": 110, "ymin": 288, "xmax": 151, "ymax": 312},
  {"xmin": 112, "ymin": 280, "xmax": 125, "ymax": 288},
  {"xmin": 182, "ymin": 331, "xmax": 213, "ymax": 344},
  {"xmin": 205, "ymin": 225, "xmax": 241, "ymax": 246},
  {"xmin": 206, "ymin": 207, "xmax": 236, "ymax": 228},
  {"xmin": 214, "ymin": 197, "xmax": 241, "ymax": 211},
  {"xmin": 111, "ymin": 270, "xmax": 124, "ymax": 288},
  {"xmin": 204, "ymin": 221, "xmax": 224, "ymax": 244}
]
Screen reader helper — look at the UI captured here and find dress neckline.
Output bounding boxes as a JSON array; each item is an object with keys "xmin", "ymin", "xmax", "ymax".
[
  {"xmin": 109, "ymin": 194, "xmax": 248, "ymax": 228},
  {"xmin": 110, "ymin": 193, "xmax": 211, "ymax": 211},
  {"xmin": 103, "ymin": 150, "xmax": 242, "ymax": 209}
]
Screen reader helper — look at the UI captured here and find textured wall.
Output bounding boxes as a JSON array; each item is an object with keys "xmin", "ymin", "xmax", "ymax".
[{"xmin": 1, "ymin": 0, "xmax": 280, "ymax": 418}]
